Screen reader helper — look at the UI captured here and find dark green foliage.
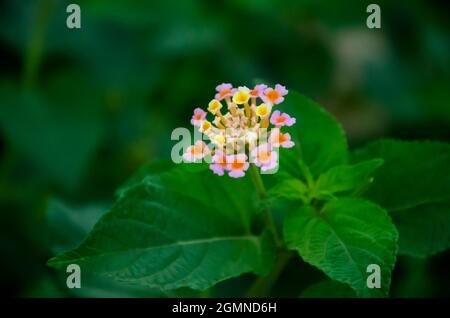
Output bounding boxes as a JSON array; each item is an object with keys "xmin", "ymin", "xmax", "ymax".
[{"xmin": 48, "ymin": 92, "xmax": 450, "ymax": 297}]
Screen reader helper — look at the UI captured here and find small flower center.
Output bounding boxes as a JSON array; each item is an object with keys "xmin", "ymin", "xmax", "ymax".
[
  {"xmin": 231, "ymin": 160, "xmax": 245, "ymax": 170},
  {"xmin": 256, "ymin": 104, "xmax": 269, "ymax": 117},
  {"xmin": 219, "ymin": 161, "xmax": 227, "ymax": 168},
  {"xmin": 250, "ymin": 89, "xmax": 259, "ymax": 97},
  {"xmin": 258, "ymin": 150, "xmax": 271, "ymax": 163},
  {"xmin": 208, "ymin": 100, "xmax": 222, "ymax": 114},
  {"xmin": 279, "ymin": 133, "xmax": 288, "ymax": 143},
  {"xmin": 201, "ymin": 121, "xmax": 211, "ymax": 132},
  {"xmin": 266, "ymin": 90, "xmax": 281, "ymax": 103},
  {"xmin": 219, "ymin": 89, "xmax": 232, "ymax": 98},
  {"xmin": 233, "ymin": 91, "xmax": 250, "ymax": 104}
]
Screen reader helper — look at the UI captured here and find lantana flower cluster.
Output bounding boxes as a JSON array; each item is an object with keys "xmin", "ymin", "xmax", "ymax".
[{"xmin": 183, "ymin": 83, "xmax": 296, "ymax": 178}]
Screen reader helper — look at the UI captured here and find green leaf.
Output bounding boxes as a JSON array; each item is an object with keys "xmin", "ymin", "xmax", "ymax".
[
  {"xmin": 281, "ymin": 92, "xmax": 348, "ymax": 178},
  {"xmin": 46, "ymin": 198, "xmax": 174, "ymax": 297},
  {"xmin": 284, "ymin": 198, "xmax": 398, "ymax": 297},
  {"xmin": 119, "ymin": 162, "xmax": 259, "ymax": 230},
  {"xmin": 390, "ymin": 201, "xmax": 450, "ymax": 257},
  {"xmin": 116, "ymin": 160, "xmax": 175, "ymax": 198},
  {"xmin": 353, "ymin": 139, "xmax": 450, "ymax": 256},
  {"xmin": 300, "ymin": 280, "xmax": 356, "ymax": 298},
  {"xmin": 314, "ymin": 159, "xmax": 384, "ymax": 199},
  {"xmin": 48, "ymin": 165, "xmax": 275, "ymax": 291},
  {"xmin": 268, "ymin": 178, "xmax": 308, "ymax": 202},
  {"xmin": 352, "ymin": 139, "xmax": 450, "ymax": 211}
]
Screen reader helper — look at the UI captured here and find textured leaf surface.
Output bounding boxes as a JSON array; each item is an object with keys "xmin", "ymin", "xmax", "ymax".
[
  {"xmin": 281, "ymin": 92, "xmax": 348, "ymax": 178},
  {"xmin": 353, "ymin": 140, "xmax": 450, "ymax": 256},
  {"xmin": 46, "ymin": 199, "xmax": 168, "ymax": 297},
  {"xmin": 284, "ymin": 198, "xmax": 398, "ymax": 297},
  {"xmin": 268, "ymin": 178, "xmax": 308, "ymax": 202},
  {"xmin": 314, "ymin": 159, "xmax": 384, "ymax": 198},
  {"xmin": 48, "ymin": 165, "xmax": 274, "ymax": 290},
  {"xmin": 352, "ymin": 140, "xmax": 450, "ymax": 211}
]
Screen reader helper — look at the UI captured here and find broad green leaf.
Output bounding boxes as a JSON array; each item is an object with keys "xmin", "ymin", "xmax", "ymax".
[
  {"xmin": 352, "ymin": 140, "xmax": 450, "ymax": 211},
  {"xmin": 116, "ymin": 160, "xmax": 175, "ymax": 198},
  {"xmin": 284, "ymin": 198, "xmax": 398, "ymax": 297},
  {"xmin": 268, "ymin": 178, "xmax": 308, "ymax": 202},
  {"xmin": 46, "ymin": 199, "xmax": 172, "ymax": 297},
  {"xmin": 281, "ymin": 92, "xmax": 348, "ymax": 178},
  {"xmin": 353, "ymin": 139, "xmax": 450, "ymax": 256},
  {"xmin": 314, "ymin": 159, "xmax": 384, "ymax": 199},
  {"xmin": 390, "ymin": 201, "xmax": 450, "ymax": 257},
  {"xmin": 300, "ymin": 280, "xmax": 356, "ymax": 298},
  {"xmin": 119, "ymin": 162, "xmax": 259, "ymax": 230},
  {"xmin": 48, "ymin": 165, "xmax": 275, "ymax": 291}
]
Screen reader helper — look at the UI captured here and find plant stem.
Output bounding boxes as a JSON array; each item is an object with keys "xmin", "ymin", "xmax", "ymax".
[
  {"xmin": 248, "ymin": 164, "xmax": 290, "ymax": 297},
  {"xmin": 246, "ymin": 250, "xmax": 293, "ymax": 297},
  {"xmin": 249, "ymin": 164, "xmax": 281, "ymax": 247}
]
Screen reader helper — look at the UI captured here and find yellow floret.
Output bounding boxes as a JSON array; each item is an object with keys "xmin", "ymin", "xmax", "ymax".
[
  {"xmin": 212, "ymin": 134, "xmax": 226, "ymax": 145},
  {"xmin": 256, "ymin": 103, "xmax": 270, "ymax": 117},
  {"xmin": 208, "ymin": 99, "xmax": 222, "ymax": 114},
  {"xmin": 200, "ymin": 120, "xmax": 212, "ymax": 133},
  {"xmin": 232, "ymin": 87, "xmax": 250, "ymax": 105}
]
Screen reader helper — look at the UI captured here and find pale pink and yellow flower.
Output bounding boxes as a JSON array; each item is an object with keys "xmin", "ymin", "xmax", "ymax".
[
  {"xmin": 209, "ymin": 151, "xmax": 228, "ymax": 176},
  {"xmin": 255, "ymin": 103, "xmax": 271, "ymax": 118},
  {"xmin": 269, "ymin": 129, "xmax": 295, "ymax": 148},
  {"xmin": 211, "ymin": 133, "xmax": 226, "ymax": 146},
  {"xmin": 208, "ymin": 99, "xmax": 223, "ymax": 115},
  {"xmin": 249, "ymin": 84, "xmax": 268, "ymax": 99},
  {"xmin": 199, "ymin": 120, "xmax": 212, "ymax": 133},
  {"xmin": 232, "ymin": 86, "xmax": 251, "ymax": 105},
  {"xmin": 183, "ymin": 140, "xmax": 210, "ymax": 162},
  {"xmin": 191, "ymin": 108, "xmax": 207, "ymax": 126},
  {"xmin": 226, "ymin": 154, "xmax": 249, "ymax": 178},
  {"xmin": 183, "ymin": 83, "xmax": 296, "ymax": 176},
  {"xmin": 215, "ymin": 83, "xmax": 236, "ymax": 100},
  {"xmin": 262, "ymin": 84, "xmax": 288, "ymax": 105},
  {"xmin": 270, "ymin": 110, "xmax": 296, "ymax": 127},
  {"xmin": 251, "ymin": 144, "xmax": 278, "ymax": 172}
]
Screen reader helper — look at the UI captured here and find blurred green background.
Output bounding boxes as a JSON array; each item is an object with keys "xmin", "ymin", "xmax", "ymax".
[{"xmin": 0, "ymin": 0, "xmax": 449, "ymax": 297}]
